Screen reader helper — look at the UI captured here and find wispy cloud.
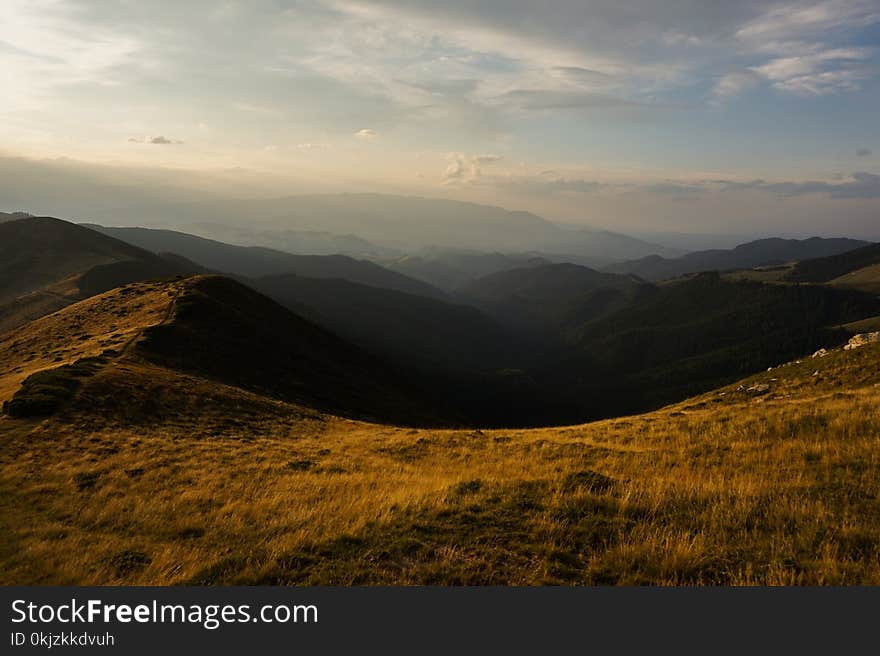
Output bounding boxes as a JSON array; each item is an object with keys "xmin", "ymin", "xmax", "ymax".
[
  {"xmin": 127, "ymin": 135, "xmax": 182, "ymax": 145},
  {"xmin": 712, "ymin": 70, "xmax": 761, "ymax": 100}
]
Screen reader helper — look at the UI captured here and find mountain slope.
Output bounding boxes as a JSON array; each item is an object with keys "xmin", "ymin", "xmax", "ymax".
[
  {"xmin": 786, "ymin": 242, "xmax": 880, "ymax": 284},
  {"xmin": 379, "ymin": 249, "xmax": 550, "ymax": 291},
  {"xmin": 570, "ymin": 271, "xmax": 880, "ymax": 407},
  {"xmin": 87, "ymin": 224, "xmax": 445, "ymax": 299},
  {"xmin": 0, "ymin": 216, "xmax": 154, "ymax": 303},
  {"xmin": 0, "ymin": 211, "xmax": 32, "ymax": 223},
  {"xmin": 0, "ymin": 276, "xmax": 441, "ymax": 425},
  {"xmin": 606, "ymin": 237, "xmax": 869, "ymax": 281},
  {"xmin": 0, "ymin": 217, "xmax": 199, "ymax": 334},
  {"xmin": 251, "ymin": 274, "xmax": 517, "ymax": 371},
  {"xmin": 3, "ymin": 316, "xmax": 879, "ymax": 584},
  {"xmin": 829, "ymin": 263, "xmax": 880, "ymax": 294},
  {"xmin": 459, "ymin": 263, "xmax": 647, "ymax": 336}
]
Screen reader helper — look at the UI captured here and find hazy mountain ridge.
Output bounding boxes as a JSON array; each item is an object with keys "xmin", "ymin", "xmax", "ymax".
[
  {"xmin": 378, "ymin": 248, "xmax": 552, "ymax": 291},
  {"xmin": 87, "ymin": 193, "xmax": 680, "ymax": 263},
  {"xmin": 86, "ymin": 224, "xmax": 446, "ymax": 300},
  {"xmin": 605, "ymin": 237, "xmax": 870, "ymax": 281},
  {"xmin": 458, "ymin": 263, "xmax": 647, "ymax": 338}
]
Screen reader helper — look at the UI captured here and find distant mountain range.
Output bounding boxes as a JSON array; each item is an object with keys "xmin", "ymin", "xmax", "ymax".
[
  {"xmin": 87, "ymin": 193, "xmax": 681, "ymax": 265},
  {"xmin": 605, "ymin": 237, "xmax": 869, "ymax": 281},
  {"xmin": 378, "ymin": 248, "xmax": 551, "ymax": 291},
  {"xmin": 85, "ymin": 224, "xmax": 445, "ymax": 299},
  {"xmin": 3, "ymin": 214, "xmax": 879, "ymax": 426}
]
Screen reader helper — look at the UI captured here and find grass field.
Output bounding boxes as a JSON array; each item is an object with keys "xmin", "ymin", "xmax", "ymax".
[{"xmin": 1, "ymin": 280, "xmax": 878, "ymax": 584}]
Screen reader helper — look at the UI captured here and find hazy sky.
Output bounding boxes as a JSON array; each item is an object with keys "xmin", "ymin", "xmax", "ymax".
[{"xmin": 1, "ymin": 0, "xmax": 879, "ymax": 236}]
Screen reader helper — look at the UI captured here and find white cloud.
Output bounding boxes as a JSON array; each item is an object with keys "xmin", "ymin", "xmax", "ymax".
[
  {"xmin": 442, "ymin": 152, "xmax": 501, "ymax": 184},
  {"xmin": 736, "ymin": 0, "xmax": 880, "ymax": 41},
  {"xmin": 354, "ymin": 128, "xmax": 378, "ymax": 141},
  {"xmin": 751, "ymin": 47, "xmax": 873, "ymax": 95}
]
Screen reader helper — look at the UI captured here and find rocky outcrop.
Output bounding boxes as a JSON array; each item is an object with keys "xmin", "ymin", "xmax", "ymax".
[{"xmin": 843, "ymin": 332, "xmax": 880, "ymax": 351}]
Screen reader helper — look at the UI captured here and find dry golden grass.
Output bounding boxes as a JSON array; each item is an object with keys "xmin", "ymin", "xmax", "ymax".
[
  {"xmin": 830, "ymin": 263, "xmax": 880, "ymax": 295},
  {"xmin": 1, "ymin": 279, "xmax": 879, "ymax": 585},
  {"xmin": 0, "ymin": 280, "xmax": 177, "ymax": 402}
]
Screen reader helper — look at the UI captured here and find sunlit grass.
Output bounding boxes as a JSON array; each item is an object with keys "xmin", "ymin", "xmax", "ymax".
[{"xmin": 2, "ymin": 341, "xmax": 878, "ymax": 585}]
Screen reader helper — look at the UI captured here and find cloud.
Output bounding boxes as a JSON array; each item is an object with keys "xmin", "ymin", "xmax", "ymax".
[
  {"xmin": 712, "ymin": 70, "xmax": 761, "ymax": 100},
  {"xmin": 708, "ymin": 172, "xmax": 880, "ymax": 199},
  {"xmin": 297, "ymin": 143, "xmax": 330, "ymax": 151},
  {"xmin": 442, "ymin": 152, "xmax": 501, "ymax": 184},
  {"xmin": 127, "ymin": 136, "xmax": 181, "ymax": 145},
  {"xmin": 750, "ymin": 47, "xmax": 873, "ymax": 95},
  {"xmin": 736, "ymin": 0, "xmax": 880, "ymax": 41},
  {"xmin": 764, "ymin": 172, "xmax": 880, "ymax": 199},
  {"xmin": 495, "ymin": 89, "xmax": 639, "ymax": 111},
  {"xmin": 734, "ymin": 3, "xmax": 880, "ymax": 96},
  {"xmin": 642, "ymin": 182, "xmax": 705, "ymax": 198},
  {"xmin": 856, "ymin": 148, "xmax": 872, "ymax": 157},
  {"xmin": 355, "ymin": 128, "xmax": 378, "ymax": 141}
]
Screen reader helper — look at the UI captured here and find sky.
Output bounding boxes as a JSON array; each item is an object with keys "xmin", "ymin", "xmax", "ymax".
[{"xmin": 1, "ymin": 0, "xmax": 879, "ymax": 237}]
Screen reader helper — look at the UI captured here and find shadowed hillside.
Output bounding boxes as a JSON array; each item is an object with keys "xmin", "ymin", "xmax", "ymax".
[
  {"xmin": 137, "ymin": 276, "xmax": 441, "ymax": 424},
  {"xmin": 786, "ymin": 242, "xmax": 880, "ymax": 285},
  {"xmin": 571, "ymin": 271, "xmax": 880, "ymax": 408},
  {"xmin": 0, "ymin": 217, "xmax": 199, "ymax": 335},
  {"xmin": 459, "ymin": 263, "xmax": 647, "ymax": 336},
  {"xmin": 252, "ymin": 274, "xmax": 519, "ymax": 371},
  {"xmin": 87, "ymin": 224, "xmax": 446, "ymax": 299},
  {"xmin": 379, "ymin": 248, "xmax": 550, "ymax": 291},
  {"xmin": 0, "ymin": 216, "xmax": 153, "ymax": 303}
]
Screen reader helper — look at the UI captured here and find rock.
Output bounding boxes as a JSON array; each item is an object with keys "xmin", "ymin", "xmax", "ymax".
[
  {"xmin": 811, "ymin": 348, "xmax": 828, "ymax": 359},
  {"xmin": 747, "ymin": 383, "xmax": 770, "ymax": 394},
  {"xmin": 843, "ymin": 332, "xmax": 880, "ymax": 351}
]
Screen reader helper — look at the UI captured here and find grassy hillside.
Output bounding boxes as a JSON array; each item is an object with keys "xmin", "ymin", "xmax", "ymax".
[
  {"xmin": 0, "ymin": 216, "xmax": 152, "ymax": 303},
  {"xmin": 1, "ymin": 309, "xmax": 878, "ymax": 584},
  {"xmin": 829, "ymin": 263, "xmax": 880, "ymax": 294},
  {"xmin": 786, "ymin": 242, "xmax": 880, "ymax": 283},
  {"xmin": 0, "ymin": 217, "xmax": 199, "ymax": 334}
]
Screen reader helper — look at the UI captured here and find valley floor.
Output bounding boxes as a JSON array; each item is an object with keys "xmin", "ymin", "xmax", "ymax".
[{"xmin": 1, "ymin": 343, "xmax": 879, "ymax": 585}]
